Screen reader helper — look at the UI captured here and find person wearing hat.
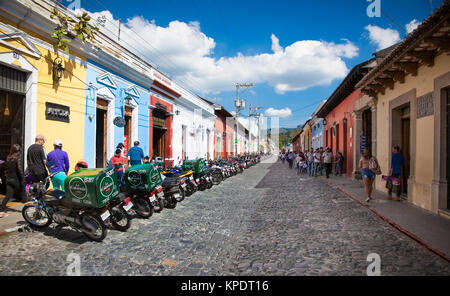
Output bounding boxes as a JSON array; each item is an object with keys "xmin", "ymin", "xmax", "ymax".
[{"xmin": 46, "ymin": 140, "xmax": 70, "ymax": 191}]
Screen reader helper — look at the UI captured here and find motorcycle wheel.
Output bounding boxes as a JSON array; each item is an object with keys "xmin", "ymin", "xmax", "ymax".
[
  {"xmin": 109, "ymin": 206, "xmax": 131, "ymax": 231},
  {"xmin": 185, "ymin": 183, "xmax": 195, "ymax": 197},
  {"xmin": 154, "ymin": 198, "xmax": 165, "ymax": 213},
  {"xmin": 80, "ymin": 213, "xmax": 107, "ymax": 242},
  {"xmin": 22, "ymin": 204, "xmax": 52, "ymax": 228},
  {"xmin": 211, "ymin": 173, "xmax": 220, "ymax": 185},
  {"xmin": 178, "ymin": 186, "xmax": 186, "ymax": 201},
  {"xmin": 165, "ymin": 195, "xmax": 177, "ymax": 209},
  {"xmin": 206, "ymin": 178, "xmax": 213, "ymax": 189},
  {"xmin": 134, "ymin": 198, "xmax": 153, "ymax": 219}
]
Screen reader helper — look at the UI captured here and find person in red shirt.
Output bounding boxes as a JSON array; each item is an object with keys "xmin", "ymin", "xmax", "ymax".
[{"xmin": 111, "ymin": 149, "xmax": 126, "ymax": 186}]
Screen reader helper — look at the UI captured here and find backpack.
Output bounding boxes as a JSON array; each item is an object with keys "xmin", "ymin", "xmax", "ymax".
[{"xmin": 369, "ymin": 157, "xmax": 382, "ymax": 175}]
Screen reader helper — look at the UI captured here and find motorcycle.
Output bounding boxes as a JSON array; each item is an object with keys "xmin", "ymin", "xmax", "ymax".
[{"xmin": 22, "ymin": 172, "xmax": 127, "ymax": 242}]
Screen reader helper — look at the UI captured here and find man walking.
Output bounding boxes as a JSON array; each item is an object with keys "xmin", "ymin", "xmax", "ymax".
[
  {"xmin": 127, "ymin": 141, "xmax": 144, "ymax": 166},
  {"xmin": 323, "ymin": 147, "xmax": 333, "ymax": 178},
  {"xmin": 313, "ymin": 148, "xmax": 321, "ymax": 177},
  {"xmin": 27, "ymin": 134, "xmax": 48, "ymax": 183}
]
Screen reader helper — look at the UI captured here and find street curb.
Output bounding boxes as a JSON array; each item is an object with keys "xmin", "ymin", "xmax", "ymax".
[{"xmin": 319, "ymin": 176, "xmax": 450, "ymax": 264}]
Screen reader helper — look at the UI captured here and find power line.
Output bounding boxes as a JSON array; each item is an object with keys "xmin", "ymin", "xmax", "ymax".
[{"xmin": 88, "ymin": 0, "xmax": 213, "ymax": 99}]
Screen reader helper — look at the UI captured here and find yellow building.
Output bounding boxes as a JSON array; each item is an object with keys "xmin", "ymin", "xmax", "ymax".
[
  {"xmin": 357, "ymin": 1, "xmax": 450, "ymax": 217},
  {"xmin": 0, "ymin": 1, "xmax": 87, "ymax": 178}
]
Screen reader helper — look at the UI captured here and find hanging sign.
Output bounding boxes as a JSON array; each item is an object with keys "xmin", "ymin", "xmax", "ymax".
[{"xmin": 114, "ymin": 117, "xmax": 126, "ymax": 127}]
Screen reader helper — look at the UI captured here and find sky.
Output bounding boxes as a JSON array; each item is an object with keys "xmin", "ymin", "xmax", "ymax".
[{"xmin": 62, "ymin": 0, "xmax": 445, "ymax": 128}]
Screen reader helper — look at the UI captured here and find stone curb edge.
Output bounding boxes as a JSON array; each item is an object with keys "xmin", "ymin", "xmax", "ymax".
[{"xmin": 319, "ymin": 176, "xmax": 450, "ymax": 264}]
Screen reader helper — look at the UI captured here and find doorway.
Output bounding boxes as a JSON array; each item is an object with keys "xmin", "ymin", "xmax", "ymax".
[
  {"xmin": 362, "ymin": 109, "xmax": 372, "ymax": 153},
  {"xmin": 446, "ymin": 88, "xmax": 450, "ymax": 209},
  {"xmin": 96, "ymin": 98, "xmax": 108, "ymax": 168},
  {"xmin": 343, "ymin": 120, "xmax": 348, "ymax": 174},
  {"xmin": 401, "ymin": 110, "xmax": 410, "ymax": 196},
  {"xmin": 182, "ymin": 125, "xmax": 186, "ymax": 160},
  {"xmin": 152, "ymin": 110, "xmax": 166, "ymax": 160},
  {"xmin": 0, "ymin": 91, "xmax": 25, "ymax": 194},
  {"xmin": 336, "ymin": 124, "xmax": 340, "ymax": 155}
]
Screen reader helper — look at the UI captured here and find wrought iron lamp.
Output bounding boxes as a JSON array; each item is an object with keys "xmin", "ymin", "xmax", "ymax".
[{"xmin": 52, "ymin": 57, "xmax": 64, "ymax": 86}]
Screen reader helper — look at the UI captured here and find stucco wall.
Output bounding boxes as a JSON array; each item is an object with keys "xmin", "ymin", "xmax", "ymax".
[{"xmin": 375, "ymin": 53, "xmax": 450, "ymax": 212}]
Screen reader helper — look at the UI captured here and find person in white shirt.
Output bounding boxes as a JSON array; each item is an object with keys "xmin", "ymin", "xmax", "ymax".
[
  {"xmin": 323, "ymin": 147, "xmax": 333, "ymax": 178},
  {"xmin": 313, "ymin": 148, "xmax": 321, "ymax": 177}
]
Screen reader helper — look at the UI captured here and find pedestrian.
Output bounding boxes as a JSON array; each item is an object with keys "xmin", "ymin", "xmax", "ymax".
[
  {"xmin": 336, "ymin": 152, "xmax": 344, "ymax": 176},
  {"xmin": 127, "ymin": 141, "xmax": 145, "ymax": 166},
  {"xmin": 46, "ymin": 140, "xmax": 69, "ymax": 191},
  {"xmin": 111, "ymin": 149, "xmax": 126, "ymax": 186},
  {"xmin": 143, "ymin": 156, "xmax": 150, "ymax": 164},
  {"xmin": 387, "ymin": 146, "xmax": 404, "ymax": 201},
  {"xmin": 360, "ymin": 148, "xmax": 376, "ymax": 202},
  {"xmin": 307, "ymin": 148, "xmax": 314, "ymax": 176},
  {"xmin": 319, "ymin": 147, "xmax": 324, "ymax": 176},
  {"xmin": 0, "ymin": 144, "xmax": 25, "ymax": 218},
  {"xmin": 288, "ymin": 151, "xmax": 295, "ymax": 169},
  {"xmin": 116, "ymin": 142, "xmax": 126, "ymax": 155},
  {"xmin": 323, "ymin": 147, "xmax": 333, "ymax": 178},
  {"xmin": 281, "ymin": 152, "xmax": 286, "ymax": 164},
  {"xmin": 27, "ymin": 134, "xmax": 48, "ymax": 183},
  {"xmin": 313, "ymin": 148, "xmax": 321, "ymax": 177},
  {"xmin": 295, "ymin": 152, "xmax": 301, "ymax": 174}
]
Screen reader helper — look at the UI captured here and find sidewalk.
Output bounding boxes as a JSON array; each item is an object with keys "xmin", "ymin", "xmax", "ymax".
[
  {"xmin": 319, "ymin": 174, "xmax": 450, "ymax": 262},
  {"xmin": 0, "ymin": 195, "xmax": 28, "ymax": 238}
]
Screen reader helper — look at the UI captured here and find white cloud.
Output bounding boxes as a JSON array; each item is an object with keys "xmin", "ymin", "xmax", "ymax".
[
  {"xmin": 406, "ymin": 19, "xmax": 421, "ymax": 34},
  {"xmin": 265, "ymin": 107, "xmax": 292, "ymax": 118},
  {"xmin": 84, "ymin": 9, "xmax": 359, "ymax": 95},
  {"xmin": 365, "ymin": 25, "xmax": 401, "ymax": 50}
]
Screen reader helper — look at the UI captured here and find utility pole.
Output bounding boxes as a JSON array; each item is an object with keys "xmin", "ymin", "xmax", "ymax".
[
  {"xmin": 234, "ymin": 83, "xmax": 253, "ymax": 156},
  {"xmin": 249, "ymin": 105, "xmax": 263, "ymax": 154}
]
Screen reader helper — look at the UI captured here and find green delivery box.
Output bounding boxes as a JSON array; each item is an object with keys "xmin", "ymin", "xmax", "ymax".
[
  {"xmin": 182, "ymin": 158, "xmax": 206, "ymax": 174},
  {"xmin": 124, "ymin": 164, "xmax": 162, "ymax": 191},
  {"xmin": 65, "ymin": 168, "xmax": 120, "ymax": 208}
]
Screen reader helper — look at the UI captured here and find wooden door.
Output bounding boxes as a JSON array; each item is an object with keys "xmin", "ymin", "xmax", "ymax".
[
  {"xmin": 401, "ymin": 118, "xmax": 411, "ymax": 196},
  {"xmin": 96, "ymin": 98, "xmax": 108, "ymax": 168},
  {"xmin": 343, "ymin": 121, "xmax": 347, "ymax": 174},
  {"xmin": 447, "ymin": 89, "xmax": 450, "ymax": 209}
]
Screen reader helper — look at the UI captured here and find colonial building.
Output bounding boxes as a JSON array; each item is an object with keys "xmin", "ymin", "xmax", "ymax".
[
  {"xmin": 0, "ymin": 0, "xmax": 88, "ymax": 174},
  {"xmin": 310, "ymin": 100, "xmax": 327, "ymax": 150},
  {"xmin": 357, "ymin": 1, "xmax": 450, "ymax": 216},
  {"xmin": 316, "ymin": 60, "xmax": 374, "ymax": 177}
]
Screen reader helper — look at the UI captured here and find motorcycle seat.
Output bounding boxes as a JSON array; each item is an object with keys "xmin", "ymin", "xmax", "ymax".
[
  {"xmin": 43, "ymin": 189, "xmax": 66, "ymax": 204},
  {"xmin": 162, "ymin": 177, "xmax": 179, "ymax": 188}
]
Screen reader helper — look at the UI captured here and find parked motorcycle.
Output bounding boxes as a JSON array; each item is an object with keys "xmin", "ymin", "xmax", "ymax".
[{"xmin": 22, "ymin": 169, "xmax": 127, "ymax": 242}]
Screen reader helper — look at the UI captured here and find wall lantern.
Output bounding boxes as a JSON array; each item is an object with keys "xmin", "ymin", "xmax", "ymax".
[
  {"xmin": 175, "ymin": 110, "xmax": 180, "ymax": 115},
  {"xmin": 323, "ymin": 119, "xmax": 327, "ymax": 125},
  {"xmin": 343, "ymin": 117, "xmax": 348, "ymax": 125},
  {"xmin": 52, "ymin": 57, "xmax": 64, "ymax": 86},
  {"xmin": 124, "ymin": 96, "xmax": 133, "ymax": 106}
]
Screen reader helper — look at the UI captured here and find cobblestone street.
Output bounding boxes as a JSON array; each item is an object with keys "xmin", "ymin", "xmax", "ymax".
[{"xmin": 0, "ymin": 157, "xmax": 449, "ymax": 276}]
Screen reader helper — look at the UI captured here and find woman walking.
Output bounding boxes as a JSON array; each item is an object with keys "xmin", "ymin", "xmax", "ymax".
[
  {"xmin": 360, "ymin": 148, "xmax": 375, "ymax": 202},
  {"xmin": 0, "ymin": 144, "xmax": 25, "ymax": 218}
]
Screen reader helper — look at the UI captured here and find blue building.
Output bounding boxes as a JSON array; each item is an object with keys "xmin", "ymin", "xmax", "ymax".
[
  {"xmin": 311, "ymin": 100, "xmax": 327, "ymax": 150},
  {"xmin": 84, "ymin": 60, "xmax": 151, "ymax": 168}
]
